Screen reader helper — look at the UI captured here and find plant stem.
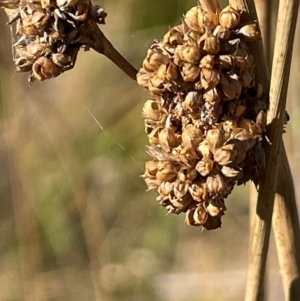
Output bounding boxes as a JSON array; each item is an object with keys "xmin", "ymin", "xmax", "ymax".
[
  {"xmin": 230, "ymin": 0, "xmax": 300, "ymax": 300},
  {"xmin": 74, "ymin": 20, "xmax": 138, "ymax": 81}
]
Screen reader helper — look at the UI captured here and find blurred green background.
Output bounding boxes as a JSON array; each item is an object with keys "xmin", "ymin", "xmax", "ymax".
[{"xmin": 0, "ymin": 1, "xmax": 299, "ymax": 300}]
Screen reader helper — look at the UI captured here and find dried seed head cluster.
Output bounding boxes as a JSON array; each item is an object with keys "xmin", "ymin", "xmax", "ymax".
[
  {"xmin": 1, "ymin": 0, "xmax": 106, "ymax": 82},
  {"xmin": 138, "ymin": 4, "xmax": 266, "ymax": 230}
]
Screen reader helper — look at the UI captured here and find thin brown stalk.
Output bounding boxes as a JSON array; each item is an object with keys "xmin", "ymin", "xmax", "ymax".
[
  {"xmin": 75, "ymin": 20, "xmax": 138, "ymax": 81},
  {"xmin": 230, "ymin": 0, "xmax": 300, "ymax": 300},
  {"xmin": 199, "ymin": 0, "xmax": 220, "ymax": 12},
  {"xmin": 274, "ymin": 145, "xmax": 300, "ymax": 300}
]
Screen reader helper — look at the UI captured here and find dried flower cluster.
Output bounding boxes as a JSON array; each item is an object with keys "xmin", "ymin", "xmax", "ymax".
[
  {"xmin": 1, "ymin": 0, "xmax": 106, "ymax": 82},
  {"xmin": 137, "ymin": 4, "xmax": 266, "ymax": 229}
]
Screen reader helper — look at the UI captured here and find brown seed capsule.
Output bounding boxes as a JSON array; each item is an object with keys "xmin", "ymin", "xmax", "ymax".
[
  {"xmin": 56, "ymin": 0, "xmax": 79, "ymax": 8},
  {"xmin": 185, "ymin": 204, "xmax": 208, "ymax": 226},
  {"xmin": 183, "ymin": 91, "xmax": 203, "ymax": 111},
  {"xmin": 181, "ymin": 124, "xmax": 203, "ymax": 149},
  {"xmin": 207, "ymin": 199, "xmax": 226, "ymax": 217},
  {"xmin": 143, "ymin": 49, "xmax": 169, "ymax": 72},
  {"xmin": 200, "ymin": 55, "xmax": 215, "ymax": 69},
  {"xmin": 137, "ymin": 69, "xmax": 152, "ymax": 88},
  {"xmin": 199, "ymin": 10, "xmax": 219, "ymax": 29},
  {"xmin": 32, "ymin": 57, "xmax": 59, "ymax": 81},
  {"xmin": 149, "ymin": 75, "xmax": 165, "ymax": 95},
  {"xmin": 206, "ymin": 174, "xmax": 226, "ymax": 194},
  {"xmin": 156, "ymin": 161, "xmax": 178, "ymax": 182},
  {"xmin": 169, "ymin": 190, "xmax": 193, "ymax": 210},
  {"xmin": 142, "ymin": 100, "xmax": 162, "ymax": 121},
  {"xmin": 173, "ymin": 180, "xmax": 190, "ymax": 198},
  {"xmin": 195, "ymin": 157, "xmax": 213, "ymax": 176},
  {"xmin": 219, "ymin": 5, "xmax": 240, "ymax": 29},
  {"xmin": 178, "ymin": 167, "xmax": 197, "ymax": 182},
  {"xmin": 206, "ymin": 128, "xmax": 225, "ymax": 153},
  {"xmin": 203, "ymin": 34, "xmax": 220, "ymax": 54},
  {"xmin": 198, "ymin": 140, "xmax": 212, "ymax": 158},
  {"xmin": 159, "ymin": 127, "xmax": 178, "ymax": 152},
  {"xmin": 180, "ymin": 63, "xmax": 200, "ymax": 82},
  {"xmin": 189, "ymin": 180, "xmax": 208, "ymax": 202},
  {"xmin": 203, "ymin": 216, "xmax": 222, "ymax": 230},
  {"xmin": 214, "ymin": 144, "xmax": 237, "ymax": 165},
  {"xmin": 162, "ymin": 25, "xmax": 184, "ymax": 53},
  {"xmin": 147, "ymin": 127, "xmax": 163, "ymax": 145},
  {"xmin": 237, "ymin": 23, "xmax": 261, "ymax": 41},
  {"xmin": 220, "ymin": 73, "xmax": 242, "ymax": 99},
  {"xmin": 145, "ymin": 160, "xmax": 158, "ymax": 177},
  {"xmin": 240, "ymin": 70, "xmax": 253, "ymax": 87},
  {"xmin": 184, "ymin": 6, "xmax": 205, "ymax": 33},
  {"xmin": 158, "ymin": 181, "xmax": 174, "ymax": 196},
  {"xmin": 221, "ymin": 165, "xmax": 241, "ymax": 178},
  {"xmin": 193, "ymin": 204, "xmax": 209, "ymax": 225},
  {"xmin": 216, "ymin": 55, "xmax": 232, "ymax": 69},
  {"xmin": 203, "ymin": 87, "xmax": 221, "ymax": 102},
  {"xmin": 200, "ymin": 68, "xmax": 220, "ymax": 89},
  {"xmin": 174, "ymin": 45, "xmax": 201, "ymax": 65},
  {"xmin": 144, "ymin": 177, "xmax": 161, "ymax": 190}
]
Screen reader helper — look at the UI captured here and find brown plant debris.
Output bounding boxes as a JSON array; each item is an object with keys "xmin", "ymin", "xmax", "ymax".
[
  {"xmin": 138, "ymin": 3, "xmax": 266, "ymax": 230},
  {"xmin": 0, "ymin": 0, "xmax": 107, "ymax": 82}
]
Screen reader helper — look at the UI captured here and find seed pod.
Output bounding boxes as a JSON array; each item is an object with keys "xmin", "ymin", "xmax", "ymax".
[
  {"xmin": 240, "ymin": 70, "xmax": 253, "ymax": 87},
  {"xmin": 174, "ymin": 45, "xmax": 201, "ymax": 65},
  {"xmin": 181, "ymin": 124, "xmax": 203, "ymax": 149},
  {"xmin": 189, "ymin": 180, "xmax": 208, "ymax": 202},
  {"xmin": 184, "ymin": 6, "xmax": 205, "ymax": 33},
  {"xmin": 143, "ymin": 49, "xmax": 169, "ymax": 72},
  {"xmin": 198, "ymin": 140, "xmax": 212, "ymax": 158},
  {"xmin": 178, "ymin": 167, "xmax": 197, "ymax": 182},
  {"xmin": 206, "ymin": 174, "xmax": 226, "ymax": 194},
  {"xmin": 173, "ymin": 180, "xmax": 190, "ymax": 198},
  {"xmin": 179, "ymin": 146, "xmax": 199, "ymax": 167},
  {"xmin": 203, "ymin": 87, "xmax": 221, "ymax": 102},
  {"xmin": 216, "ymin": 55, "xmax": 232, "ymax": 69},
  {"xmin": 203, "ymin": 34, "xmax": 220, "ymax": 54},
  {"xmin": 183, "ymin": 91, "xmax": 203, "ymax": 111},
  {"xmin": 206, "ymin": 128, "xmax": 225, "ymax": 153},
  {"xmin": 32, "ymin": 57, "xmax": 59, "ymax": 81},
  {"xmin": 144, "ymin": 177, "xmax": 161, "ymax": 190},
  {"xmin": 220, "ymin": 73, "xmax": 242, "ymax": 99},
  {"xmin": 203, "ymin": 216, "xmax": 222, "ymax": 230},
  {"xmin": 162, "ymin": 25, "xmax": 184, "ymax": 53},
  {"xmin": 207, "ymin": 199, "xmax": 226, "ymax": 217},
  {"xmin": 137, "ymin": 69, "xmax": 153, "ymax": 88},
  {"xmin": 156, "ymin": 161, "xmax": 179, "ymax": 182},
  {"xmin": 56, "ymin": 0, "xmax": 79, "ymax": 8},
  {"xmin": 186, "ymin": 204, "xmax": 208, "ymax": 226},
  {"xmin": 159, "ymin": 127, "xmax": 178, "ymax": 152},
  {"xmin": 237, "ymin": 23, "xmax": 261, "ymax": 41},
  {"xmin": 145, "ymin": 160, "xmax": 158, "ymax": 177},
  {"xmin": 195, "ymin": 157, "xmax": 213, "ymax": 176},
  {"xmin": 219, "ymin": 5, "xmax": 240, "ymax": 29},
  {"xmin": 200, "ymin": 68, "xmax": 220, "ymax": 89},
  {"xmin": 200, "ymin": 55, "xmax": 215, "ymax": 69},
  {"xmin": 214, "ymin": 144, "xmax": 237, "ymax": 165},
  {"xmin": 142, "ymin": 100, "xmax": 162, "ymax": 121},
  {"xmin": 169, "ymin": 190, "xmax": 193, "ymax": 210},
  {"xmin": 149, "ymin": 75, "xmax": 165, "ymax": 95},
  {"xmin": 221, "ymin": 166, "xmax": 241, "ymax": 178},
  {"xmin": 199, "ymin": 10, "xmax": 219, "ymax": 29},
  {"xmin": 158, "ymin": 181, "xmax": 174, "ymax": 196},
  {"xmin": 180, "ymin": 63, "xmax": 200, "ymax": 82}
]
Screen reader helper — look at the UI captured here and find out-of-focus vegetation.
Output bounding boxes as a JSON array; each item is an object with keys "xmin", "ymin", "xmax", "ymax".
[{"xmin": 0, "ymin": 1, "xmax": 299, "ymax": 300}]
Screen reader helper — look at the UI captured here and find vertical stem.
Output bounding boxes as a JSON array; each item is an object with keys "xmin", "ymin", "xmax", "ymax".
[
  {"xmin": 230, "ymin": 0, "xmax": 300, "ymax": 300},
  {"xmin": 273, "ymin": 144, "xmax": 300, "ymax": 300}
]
